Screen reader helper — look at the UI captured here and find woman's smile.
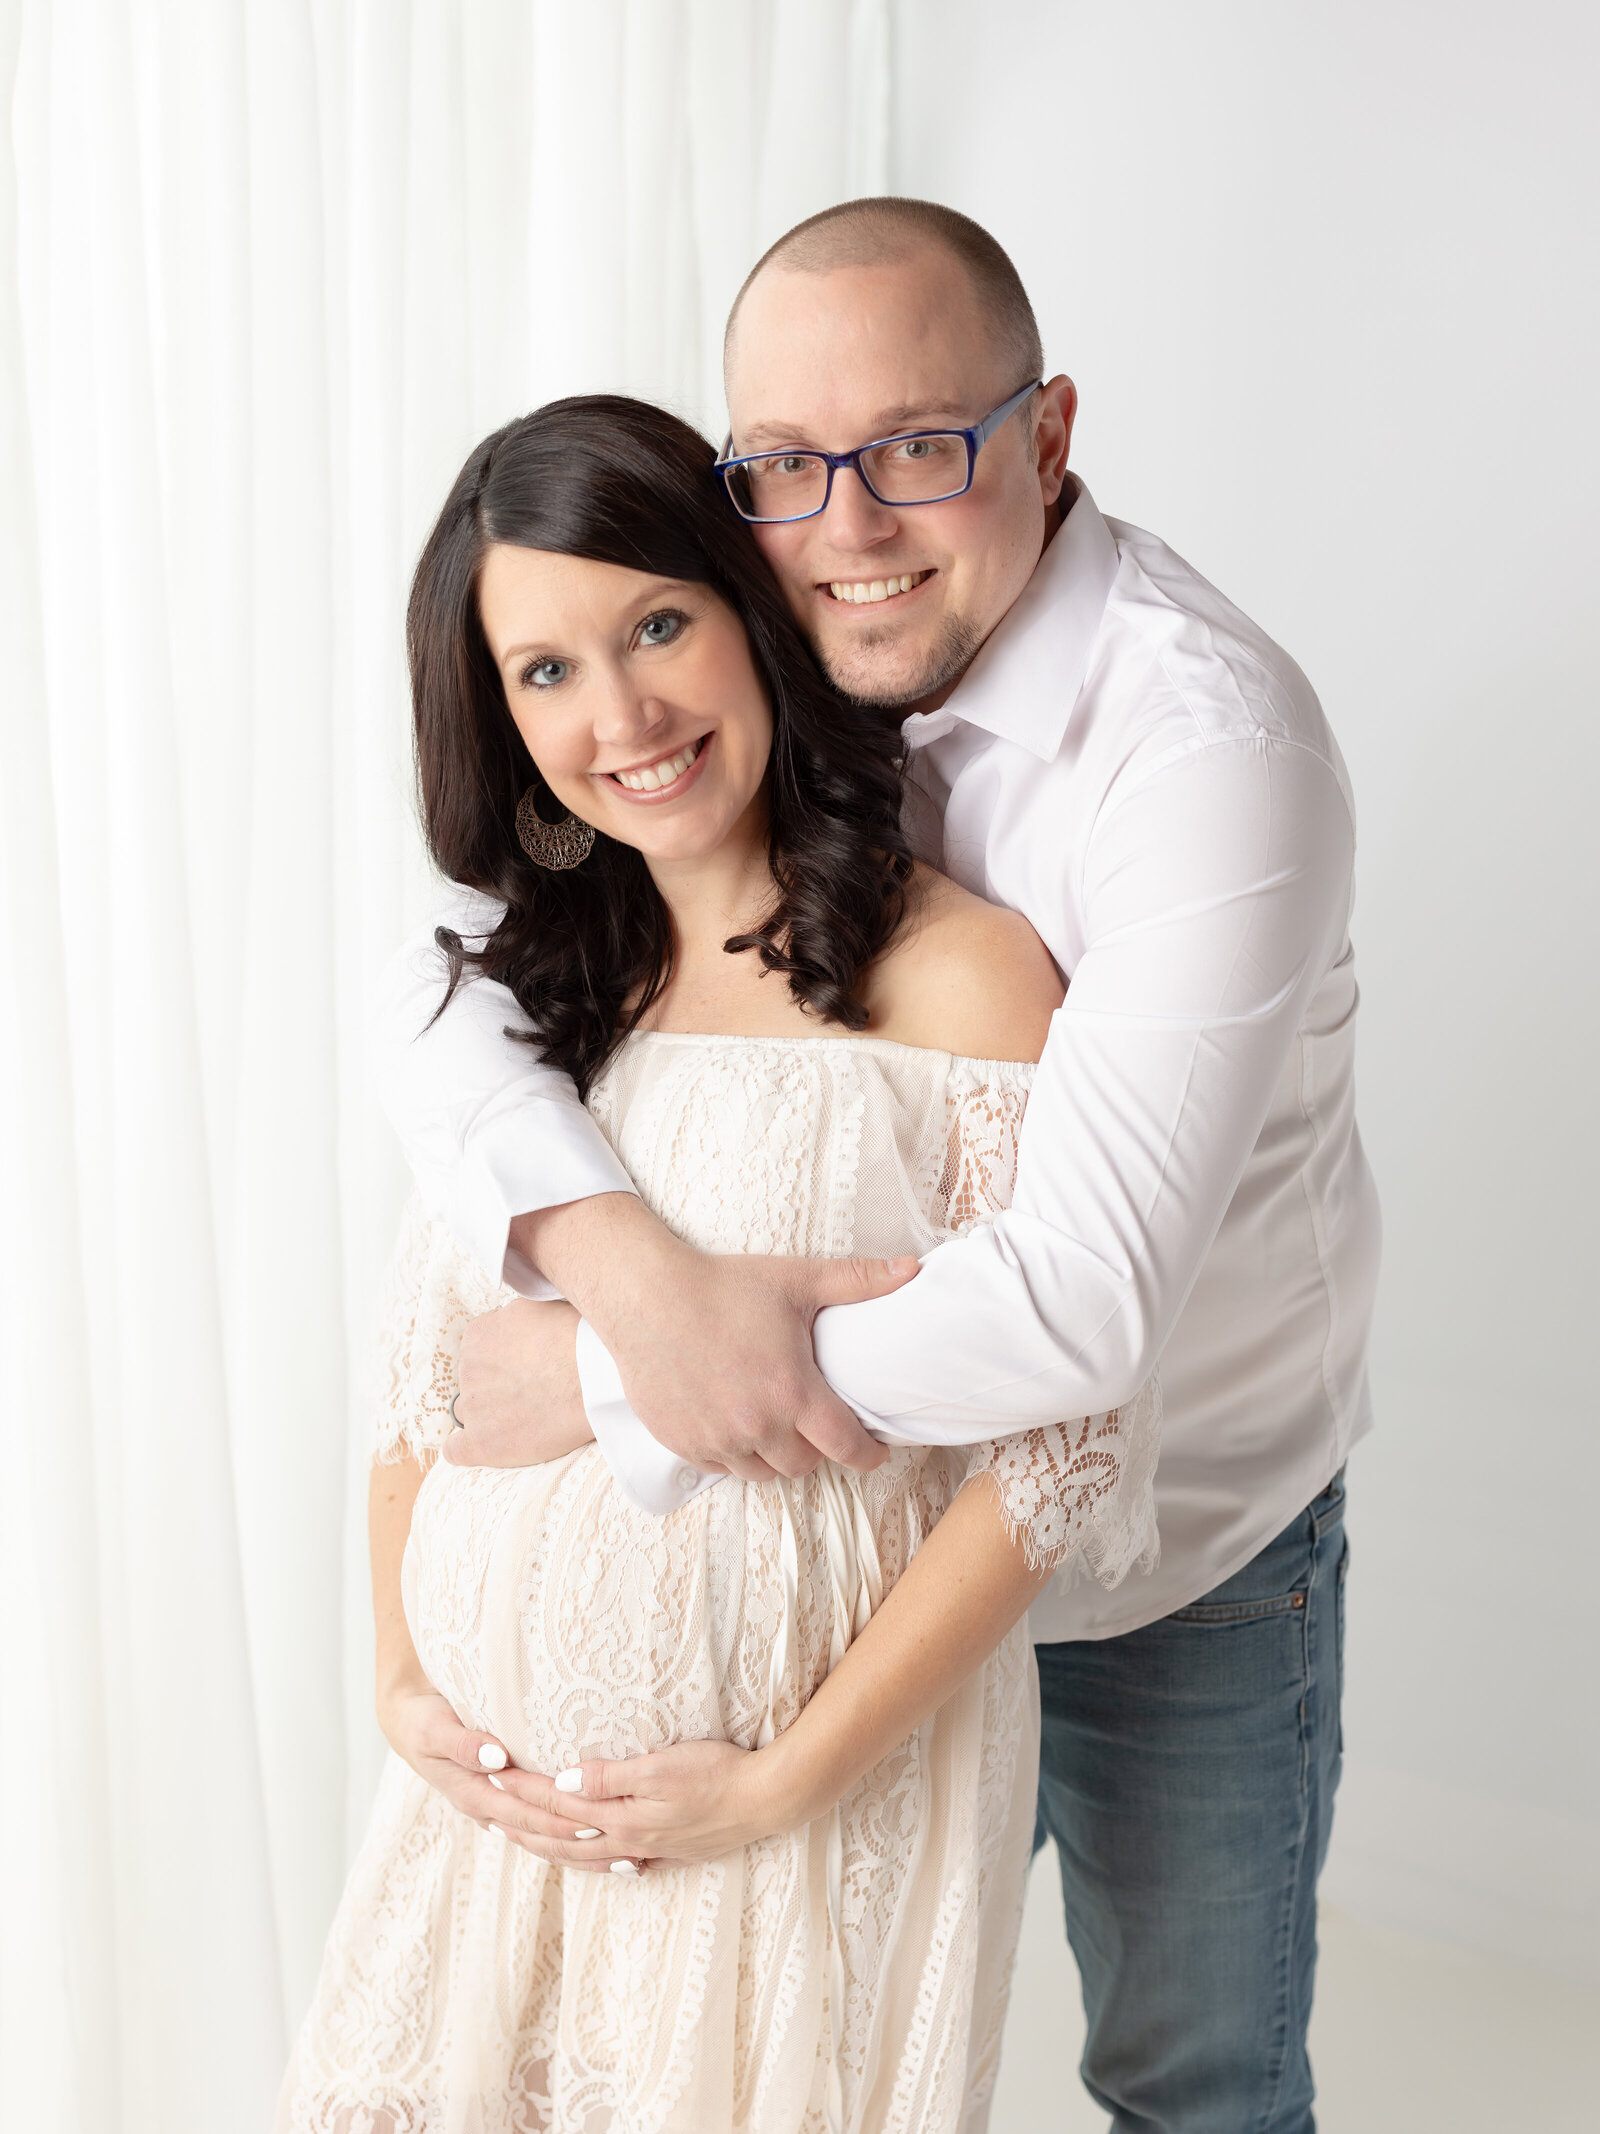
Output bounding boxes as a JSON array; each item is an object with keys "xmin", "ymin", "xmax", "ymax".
[{"xmin": 600, "ymin": 731, "xmax": 713, "ymax": 802}]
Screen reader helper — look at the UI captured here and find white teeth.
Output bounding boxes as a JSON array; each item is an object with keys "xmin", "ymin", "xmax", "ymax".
[
  {"xmin": 614, "ymin": 739, "xmax": 701, "ymax": 792},
  {"xmin": 828, "ymin": 572, "xmax": 925, "ymax": 604}
]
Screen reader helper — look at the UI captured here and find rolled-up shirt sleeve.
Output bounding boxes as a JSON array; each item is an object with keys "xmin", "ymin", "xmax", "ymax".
[
  {"xmin": 813, "ymin": 733, "xmax": 1356, "ymax": 1437},
  {"xmin": 370, "ymin": 887, "xmax": 637, "ymax": 1299}
]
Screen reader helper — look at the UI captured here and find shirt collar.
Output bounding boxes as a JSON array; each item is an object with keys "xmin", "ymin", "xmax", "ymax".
[{"xmin": 899, "ymin": 475, "xmax": 1120, "ymax": 761}]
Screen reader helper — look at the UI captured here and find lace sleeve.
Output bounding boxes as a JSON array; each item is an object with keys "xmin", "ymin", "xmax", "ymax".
[
  {"xmin": 371, "ymin": 1194, "xmax": 514, "ymax": 1464},
  {"xmin": 935, "ymin": 1065, "xmax": 1162, "ymax": 1589}
]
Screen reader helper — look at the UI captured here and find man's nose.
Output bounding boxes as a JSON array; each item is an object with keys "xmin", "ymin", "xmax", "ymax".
[{"xmin": 819, "ymin": 464, "xmax": 901, "ymax": 553}]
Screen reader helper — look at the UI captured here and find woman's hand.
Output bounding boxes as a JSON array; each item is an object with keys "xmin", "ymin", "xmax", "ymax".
[
  {"xmin": 377, "ymin": 1678, "xmax": 597, "ymax": 1849},
  {"xmin": 486, "ymin": 1739, "xmax": 802, "ymax": 1873},
  {"xmin": 443, "ymin": 1298, "xmax": 593, "ymax": 1467}
]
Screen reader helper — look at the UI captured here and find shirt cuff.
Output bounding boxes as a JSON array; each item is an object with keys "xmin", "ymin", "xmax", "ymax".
[
  {"xmin": 574, "ymin": 1319, "xmax": 715, "ymax": 1516},
  {"xmin": 445, "ymin": 1109, "xmax": 641, "ymax": 1299}
]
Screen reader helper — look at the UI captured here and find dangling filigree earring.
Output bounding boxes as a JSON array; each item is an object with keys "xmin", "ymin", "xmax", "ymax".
[{"xmin": 515, "ymin": 786, "xmax": 596, "ymax": 871}]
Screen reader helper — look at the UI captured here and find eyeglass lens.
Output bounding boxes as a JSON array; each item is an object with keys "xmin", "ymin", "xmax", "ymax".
[{"xmin": 728, "ymin": 432, "xmax": 972, "ymax": 522}]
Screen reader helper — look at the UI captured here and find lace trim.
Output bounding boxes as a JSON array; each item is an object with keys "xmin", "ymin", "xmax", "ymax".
[
  {"xmin": 961, "ymin": 1372, "xmax": 1162, "ymax": 1587},
  {"xmin": 935, "ymin": 1061, "xmax": 1161, "ymax": 1588},
  {"xmin": 370, "ymin": 1196, "xmax": 513, "ymax": 1465}
]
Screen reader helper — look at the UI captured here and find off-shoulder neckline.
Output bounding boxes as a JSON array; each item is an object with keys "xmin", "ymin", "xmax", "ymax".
[{"xmin": 612, "ymin": 1028, "xmax": 1037, "ymax": 1077}]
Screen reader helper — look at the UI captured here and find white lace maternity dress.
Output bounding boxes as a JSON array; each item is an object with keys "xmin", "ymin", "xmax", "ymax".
[{"xmin": 278, "ymin": 1033, "xmax": 1159, "ymax": 2134}]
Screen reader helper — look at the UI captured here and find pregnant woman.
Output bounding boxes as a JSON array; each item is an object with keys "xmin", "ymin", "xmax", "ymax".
[{"xmin": 278, "ymin": 397, "xmax": 1158, "ymax": 2134}]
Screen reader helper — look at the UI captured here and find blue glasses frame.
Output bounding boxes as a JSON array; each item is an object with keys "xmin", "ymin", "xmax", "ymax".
[{"xmin": 715, "ymin": 378, "xmax": 1042, "ymax": 523}]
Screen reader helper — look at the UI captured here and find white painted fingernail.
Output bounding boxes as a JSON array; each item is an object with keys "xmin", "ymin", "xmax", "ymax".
[
  {"xmin": 487, "ymin": 1774, "xmax": 505, "ymax": 1791},
  {"xmin": 573, "ymin": 1826, "xmax": 602, "ymax": 1840},
  {"xmin": 478, "ymin": 1743, "xmax": 508, "ymax": 1771},
  {"xmin": 553, "ymin": 1768, "xmax": 584, "ymax": 1794},
  {"xmin": 609, "ymin": 1858, "xmax": 639, "ymax": 1876}
]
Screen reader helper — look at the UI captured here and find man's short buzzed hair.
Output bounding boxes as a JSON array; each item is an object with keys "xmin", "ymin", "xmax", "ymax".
[{"xmin": 726, "ymin": 196, "xmax": 1044, "ymax": 391}]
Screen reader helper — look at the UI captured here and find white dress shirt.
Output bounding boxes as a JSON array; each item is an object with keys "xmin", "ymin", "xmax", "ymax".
[{"xmin": 373, "ymin": 479, "xmax": 1381, "ymax": 1640}]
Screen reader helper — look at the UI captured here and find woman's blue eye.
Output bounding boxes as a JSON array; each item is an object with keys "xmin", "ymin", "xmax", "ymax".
[
  {"xmin": 638, "ymin": 609, "xmax": 685, "ymax": 647},
  {"xmin": 523, "ymin": 658, "xmax": 569, "ymax": 689}
]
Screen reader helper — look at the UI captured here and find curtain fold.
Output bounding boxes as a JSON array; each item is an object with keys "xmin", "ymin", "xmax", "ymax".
[{"xmin": 0, "ymin": 3, "xmax": 891, "ymax": 2124}]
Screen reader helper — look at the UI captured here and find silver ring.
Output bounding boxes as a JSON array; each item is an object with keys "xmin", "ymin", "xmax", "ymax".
[{"xmin": 450, "ymin": 1393, "xmax": 465, "ymax": 1431}]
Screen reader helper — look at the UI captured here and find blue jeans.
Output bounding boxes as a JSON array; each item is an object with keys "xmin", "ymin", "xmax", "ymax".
[{"xmin": 1033, "ymin": 1472, "xmax": 1348, "ymax": 2133}]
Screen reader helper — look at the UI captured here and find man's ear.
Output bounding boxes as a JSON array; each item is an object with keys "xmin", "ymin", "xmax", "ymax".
[{"xmin": 1032, "ymin": 375, "xmax": 1077, "ymax": 508}]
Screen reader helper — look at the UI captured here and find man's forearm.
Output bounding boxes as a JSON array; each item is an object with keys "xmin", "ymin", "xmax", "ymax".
[
  {"xmin": 511, "ymin": 1191, "xmax": 688, "ymax": 1333},
  {"xmin": 508, "ymin": 1196, "xmax": 901, "ymax": 1483}
]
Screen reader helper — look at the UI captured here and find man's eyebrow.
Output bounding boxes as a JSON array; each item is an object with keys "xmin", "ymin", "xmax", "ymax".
[{"xmin": 737, "ymin": 400, "xmax": 972, "ymax": 450}]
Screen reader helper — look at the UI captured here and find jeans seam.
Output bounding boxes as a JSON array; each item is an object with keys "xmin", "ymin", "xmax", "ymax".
[{"xmin": 1255, "ymin": 1519, "xmax": 1318, "ymax": 2134}]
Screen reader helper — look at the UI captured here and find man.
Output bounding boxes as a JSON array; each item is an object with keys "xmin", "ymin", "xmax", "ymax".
[{"xmin": 376, "ymin": 198, "xmax": 1379, "ymax": 2132}]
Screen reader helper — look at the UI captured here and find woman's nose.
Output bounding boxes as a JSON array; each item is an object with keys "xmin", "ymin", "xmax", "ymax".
[{"xmin": 594, "ymin": 681, "xmax": 669, "ymax": 746}]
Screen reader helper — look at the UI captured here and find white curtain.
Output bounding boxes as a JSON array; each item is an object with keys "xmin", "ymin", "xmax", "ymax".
[{"xmin": 0, "ymin": 4, "xmax": 890, "ymax": 2124}]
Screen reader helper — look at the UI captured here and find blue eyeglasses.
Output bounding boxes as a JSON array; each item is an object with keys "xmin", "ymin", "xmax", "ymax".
[{"xmin": 716, "ymin": 379, "xmax": 1042, "ymax": 524}]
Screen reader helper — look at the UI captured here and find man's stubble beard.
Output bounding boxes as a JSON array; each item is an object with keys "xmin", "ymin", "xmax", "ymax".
[{"xmin": 812, "ymin": 608, "xmax": 984, "ymax": 717}]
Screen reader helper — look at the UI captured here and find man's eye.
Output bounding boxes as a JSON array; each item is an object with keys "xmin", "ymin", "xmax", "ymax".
[
  {"xmin": 638, "ymin": 609, "xmax": 685, "ymax": 647},
  {"xmin": 522, "ymin": 658, "xmax": 569, "ymax": 689}
]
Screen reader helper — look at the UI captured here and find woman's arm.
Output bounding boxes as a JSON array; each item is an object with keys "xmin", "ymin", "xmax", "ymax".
[
  {"xmin": 487, "ymin": 1470, "xmax": 1051, "ymax": 1868},
  {"xmin": 371, "ymin": 1456, "xmax": 431, "ymax": 1714},
  {"xmin": 759, "ymin": 1470, "xmax": 1053, "ymax": 1824},
  {"xmin": 442, "ymin": 1299, "xmax": 596, "ymax": 1468}
]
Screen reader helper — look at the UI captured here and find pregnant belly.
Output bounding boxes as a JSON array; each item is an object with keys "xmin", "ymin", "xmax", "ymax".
[{"xmin": 402, "ymin": 1447, "xmax": 934, "ymax": 1776}]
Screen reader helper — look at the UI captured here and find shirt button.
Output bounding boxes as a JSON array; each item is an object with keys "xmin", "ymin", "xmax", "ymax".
[{"xmin": 673, "ymin": 1464, "xmax": 700, "ymax": 1494}]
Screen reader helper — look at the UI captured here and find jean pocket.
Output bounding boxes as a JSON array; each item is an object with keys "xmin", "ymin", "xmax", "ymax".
[{"xmin": 1168, "ymin": 1589, "xmax": 1308, "ymax": 1626}]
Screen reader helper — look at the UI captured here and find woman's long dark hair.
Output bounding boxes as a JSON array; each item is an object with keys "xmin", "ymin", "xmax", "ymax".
[{"xmin": 408, "ymin": 395, "xmax": 913, "ymax": 1096}]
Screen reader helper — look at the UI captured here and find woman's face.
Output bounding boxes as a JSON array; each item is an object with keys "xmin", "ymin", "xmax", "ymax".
[{"xmin": 477, "ymin": 544, "xmax": 774, "ymax": 867}]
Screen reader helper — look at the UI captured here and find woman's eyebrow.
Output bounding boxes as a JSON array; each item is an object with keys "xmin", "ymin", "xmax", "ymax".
[
  {"xmin": 497, "ymin": 582, "xmax": 697, "ymax": 669},
  {"xmin": 498, "ymin": 636, "xmax": 559, "ymax": 670}
]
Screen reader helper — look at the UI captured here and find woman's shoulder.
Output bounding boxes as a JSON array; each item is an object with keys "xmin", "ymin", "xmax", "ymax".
[{"xmin": 863, "ymin": 864, "xmax": 1063, "ymax": 1065}]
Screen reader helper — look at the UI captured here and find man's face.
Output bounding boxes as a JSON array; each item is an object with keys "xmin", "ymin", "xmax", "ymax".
[{"xmin": 725, "ymin": 249, "xmax": 1073, "ymax": 713}]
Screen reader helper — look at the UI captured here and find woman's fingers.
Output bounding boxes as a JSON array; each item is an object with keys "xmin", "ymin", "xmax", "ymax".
[
  {"xmin": 436, "ymin": 1767, "xmax": 596, "ymax": 1844},
  {"xmin": 450, "ymin": 1725, "xmax": 510, "ymax": 1774},
  {"xmin": 550, "ymin": 1753, "xmax": 657, "ymax": 1803},
  {"xmin": 490, "ymin": 1823, "xmax": 653, "ymax": 1873}
]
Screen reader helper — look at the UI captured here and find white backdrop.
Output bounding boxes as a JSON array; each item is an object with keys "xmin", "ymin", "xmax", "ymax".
[
  {"xmin": 895, "ymin": 0, "xmax": 1599, "ymax": 1982},
  {"xmin": 0, "ymin": 3, "xmax": 891, "ymax": 2127},
  {"xmin": 1, "ymin": 3, "xmax": 1593, "ymax": 2129}
]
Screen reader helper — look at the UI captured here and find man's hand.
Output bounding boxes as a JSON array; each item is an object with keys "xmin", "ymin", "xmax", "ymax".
[
  {"xmin": 444, "ymin": 1298, "xmax": 591, "ymax": 1468},
  {"xmin": 608, "ymin": 1250, "xmax": 923, "ymax": 1481},
  {"xmin": 513, "ymin": 1193, "xmax": 921, "ymax": 1485}
]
